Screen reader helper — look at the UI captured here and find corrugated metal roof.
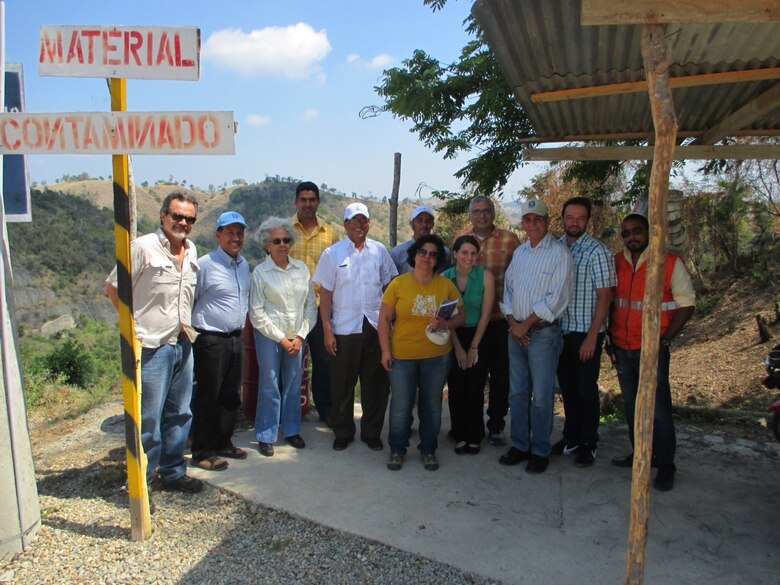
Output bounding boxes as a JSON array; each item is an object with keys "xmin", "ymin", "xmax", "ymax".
[{"xmin": 472, "ymin": 0, "xmax": 780, "ymax": 140}]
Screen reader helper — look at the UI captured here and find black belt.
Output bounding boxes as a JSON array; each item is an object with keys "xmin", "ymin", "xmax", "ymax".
[{"xmin": 195, "ymin": 328, "xmax": 243, "ymax": 338}]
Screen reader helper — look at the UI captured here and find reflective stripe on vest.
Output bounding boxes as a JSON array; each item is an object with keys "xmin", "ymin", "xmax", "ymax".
[{"xmin": 614, "ymin": 298, "xmax": 678, "ymax": 311}]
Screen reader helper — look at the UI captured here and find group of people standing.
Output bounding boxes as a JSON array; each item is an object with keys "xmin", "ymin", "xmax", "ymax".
[{"xmin": 106, "ymin": 182, "xmax": 694, "ymax": 498}]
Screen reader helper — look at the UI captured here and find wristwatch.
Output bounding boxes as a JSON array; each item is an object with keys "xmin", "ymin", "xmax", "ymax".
[{"xmin": 661, "ymin": 338, "xmax": 671, "ymax": 348}]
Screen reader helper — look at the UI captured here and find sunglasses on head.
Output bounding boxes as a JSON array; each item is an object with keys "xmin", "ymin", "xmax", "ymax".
[
  {"xmin": 416, "ymin": 248, "xmax": 439, "ymax": 258},
  {"xmin": 170, "ymin": 212, "xmax": 197, "ymax": 225},
  {"xmin": 620, "ymin": 226, "xmax": 645, "ymax": 238},
  {"xmin": 271, "ymin": 237, "xmax": 292, "ymax": 245}
]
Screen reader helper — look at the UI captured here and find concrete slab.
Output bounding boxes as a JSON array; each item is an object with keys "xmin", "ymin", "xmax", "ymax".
[{"xmin": 188, "ymin": 407, "xmax": 779, "ymax": 585}]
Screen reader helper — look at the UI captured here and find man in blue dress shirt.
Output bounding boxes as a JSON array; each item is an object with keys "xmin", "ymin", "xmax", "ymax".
[{"xmin": 190, "ymin": 211, "xmax": 252, "ymax": 471}]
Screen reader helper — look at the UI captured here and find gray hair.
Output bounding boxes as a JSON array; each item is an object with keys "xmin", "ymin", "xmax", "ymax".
[
  {"xmin": 468, "ymin": 195, "xmax": 495, "ymax": 214},
  {"xmin": 160, "ymin": 190, "xmax": 199, "ymax": 214},
  {"xmin": 256, "ymin": 216, "xmax": 296, "ymax": 248}
]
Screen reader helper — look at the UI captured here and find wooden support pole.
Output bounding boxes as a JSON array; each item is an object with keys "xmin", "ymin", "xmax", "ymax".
[
  {"xmin": 624, "ymin": 24, "xmax": 677, "ymax": 585},
  {"xmin": 109, "ymin": 78, "xmax": 152, "ymax": 541},
  {"xmin": 390, "ymin": 152, "xmax": 401, "ymax": 248}
]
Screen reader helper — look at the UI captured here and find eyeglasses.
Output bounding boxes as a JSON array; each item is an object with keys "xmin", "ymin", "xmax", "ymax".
[
  {"xmin": 620, "ymin": 226, "xmax": 645, "ymax": 238},
  {"xmin": 170, "ymin": 212, "xmax": 197, "ymax": 225},
  {"xmin": 271, "ymin": 237, "xmax": 292, "ymax": 245},
  {"xmin": 416, "ymin": 248, "xmax": 439, "ymax": 259},
  {"xmin": 470, "ymin": 208, "xmax": 493, "ymax": 215}
]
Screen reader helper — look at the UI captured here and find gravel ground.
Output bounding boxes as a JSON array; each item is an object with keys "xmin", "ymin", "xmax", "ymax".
[{"xmin": 1, "ymin": 402, "xmax": 500, "ymax": 585}]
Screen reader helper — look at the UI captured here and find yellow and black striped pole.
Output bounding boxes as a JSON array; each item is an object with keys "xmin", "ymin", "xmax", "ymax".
[{"xmin": 109, "ymin": 77, "xmax": 152, "ymax": 540}]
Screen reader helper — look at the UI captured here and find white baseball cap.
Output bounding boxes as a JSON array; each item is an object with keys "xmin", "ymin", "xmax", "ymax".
[
  {"xmin": 411, "ymin": 206, "xmax": 435, "ymax": 221},
  {"xmin": 344, "ymin": 202, "xmax": 370, "ymax": 220}
]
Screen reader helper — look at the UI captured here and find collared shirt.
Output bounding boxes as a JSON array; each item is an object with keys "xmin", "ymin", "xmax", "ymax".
[
  {"xmin": 617, "ymin": 248, "xmax": 696, "ymax": 308},
  {"xmin": 460, "ymin": 226, "xmax": 520, "ymax": 320},
  {"xmin": 559, "ymin": 232, "xmax": 617, "ymax": 334},
  {"xmin": 290, "ymin": 213, "xmax": 337, "ymax": 305},
  {"xmin": 191, "ymin": 247, "xmax": 251, "ymax": 334},
  {"xmin": 249, "ymin": 256, "xmax": 317, "ymax": 342},
  {"xmin": 313, "ymin": 237, "xmax": 398, "ymax": 335},
  {"xmin": 390, "ymin": 238, "xmax": 451, "ymax": 275},
  {"xmin": 501, "ymin": 232, "xmax": 573, "ymax": 323},
  {"xmin": 106, "ymin": 229, "xmax": 199, "ymax": 348}
]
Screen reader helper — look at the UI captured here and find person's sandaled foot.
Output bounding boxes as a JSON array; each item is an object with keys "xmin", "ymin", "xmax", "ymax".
[
  {"xmin": 192, "ymin": 455, "xmax": 228, "ymax": 471},
  {"xmin": 455, "ymin": 441, "xmax": 468, "ymax": 455},
  {"xmin": 216, "ymin": 446, "xmax": 248, "ymax": 460}
]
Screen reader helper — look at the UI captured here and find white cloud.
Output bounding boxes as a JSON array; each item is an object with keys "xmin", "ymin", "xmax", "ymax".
[
  {"xmin": 301, "ymin": 109, "xmax": 319, "ymax": 122},
  {"xmin": 202, "ymin": 23, "xmax": 331, "ymax": 79},
  {"xmin": 346, "ymin": 53, "xmax": 360, "ymax": 64},
  {"xmin": 346, "ymin": 53, "xmax": 395, "ymax": 70},
  {"xmin": 246, "ymin": 114, "xmax": 272, "ymax": 127}
]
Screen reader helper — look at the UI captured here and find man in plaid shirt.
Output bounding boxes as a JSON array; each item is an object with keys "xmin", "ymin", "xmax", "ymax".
[
  {"xmin": 290, "ymin": 181, "xmax": 338, "ymax": 424},
  {"xmin": 553, "ymin": 197, "xmax": 616, "ymax": 467},
  {"xmin": 460, "ymin": 196, "xmax": 520, "ymax": 446}
]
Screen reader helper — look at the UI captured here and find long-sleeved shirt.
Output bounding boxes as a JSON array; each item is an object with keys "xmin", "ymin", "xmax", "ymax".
[{"xmin": 192, "ymin": 247, "xmax": 251, "ymax": 334}]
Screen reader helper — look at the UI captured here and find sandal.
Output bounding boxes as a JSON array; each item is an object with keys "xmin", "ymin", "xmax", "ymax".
[
  {"xmin": 216, "ymin": 446, "xmax": 248, "ymax": 460},
  {"xmin": 466, "ymin": 444, "xmax": 481, "ymax": 455},
  {"xmin": 192, "ymin": 455, "xmax": 228, "ymax": 471},
  {"xmin": 455, "ymin": 441, "xmax": 468, "ymax": 455}
]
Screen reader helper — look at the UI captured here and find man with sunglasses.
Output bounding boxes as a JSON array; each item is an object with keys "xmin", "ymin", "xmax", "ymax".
[
  {"xmin": 313, "ymin": 202, "xmax": 398, "ymax": 451},
  {"xmin": 190, "ymin": 211, "xmax": 251, "ymax": 472},
  {"xmin": 106, "ymin": 191, "xmax": 203, "ymax": 494},
  {"xmin": 610, "ymin": 213, "xmax": 695, "ymax": 491}
]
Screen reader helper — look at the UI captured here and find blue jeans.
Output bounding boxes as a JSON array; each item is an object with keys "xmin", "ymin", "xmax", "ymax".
[
  {"xmin": 507, "ymin": 326, "xmax": 563, "ymax": 457},
  {"xmin": 140, "ymin": 340, "xmax": 194, "ymax": 484},
  {"xmin": 388, "ymin": 353, "xmax": 452, "ymax": 456},
  {"xmin": 614, "ymin": 346, "xmax": 676, "ymax": 469},
  {"xmin": 254, "ymin": 331, "xmax": 303, "ymax": 443}
]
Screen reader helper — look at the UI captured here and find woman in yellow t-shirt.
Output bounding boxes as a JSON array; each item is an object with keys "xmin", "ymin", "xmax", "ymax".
[{"xmin": 378, "ymin": 234, "xmax": 465, "ymax": 472}]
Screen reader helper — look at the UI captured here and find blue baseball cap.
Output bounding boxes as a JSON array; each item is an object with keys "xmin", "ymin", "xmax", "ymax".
[{"xmin": 216, "ymin": 211, "xmax": 248, "ymax": 229}]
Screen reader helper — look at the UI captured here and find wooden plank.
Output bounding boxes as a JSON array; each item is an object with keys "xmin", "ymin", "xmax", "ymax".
[
  {"xmin": 530, "ymin": 68, "xmax": 780, "ymax": 103},
  {"xmin": 518, "ymin": 129, "xmax": 780, "ymax": 144},
  {"xmin": 698, "ymin": 83, "xmax": 780, "ymax": 144},
  {"xmin": 523, "ymin": 144, "xmax": 780, "ymax": 161},
  {"xmin": 0, "ymin": 111, "xmax": 236, "ymax": 155},
  {"xmin": 582, "ymin": 0, "xmax": 780, "ymax": 24},
  {"xmin": 39, "ymin": 25, "xmax": 200, "ymax": 80}
]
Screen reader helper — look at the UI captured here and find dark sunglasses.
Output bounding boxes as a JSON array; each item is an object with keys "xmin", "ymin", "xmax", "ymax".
[
  {"xmin": 169, "ymin": 212, "xmax": 197, "ymax": 225},
  {"xmin": 620, "ymin": 226, "xmax": 645, "ymax": 238},
  {"xmin": 416, "ymin": 248, "xmax": 439, "ymax": 259},
  {"xmin": 271, "ymin": 237, "xmax": 292, "ymax": 245}
]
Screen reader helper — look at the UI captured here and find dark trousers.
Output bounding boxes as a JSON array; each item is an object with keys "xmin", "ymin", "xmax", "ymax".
[
  {"xmin": 330, "ymin": 317, "xmax": 389, "ymax": 441},
  {"xmin": 191, "ymin": 333, "xmax": 243, "ymax": 460},
  {"xmin": 614, "ymin": 346, "xmax": 676, "ymax": 470},
  {"xmin": 483, "ymin": 319, "xmax": 510, "ymax": 432},
  {"xmin": 448, "ymin": 326, "xmax": 489, "ymax": 444},
  {"xmin": 306, "ymin": 312, "xmax": 332, "ymax": 421},
  {"xmin": 556, "ymin": 331, "xmax": 605, "ymax": 447}
]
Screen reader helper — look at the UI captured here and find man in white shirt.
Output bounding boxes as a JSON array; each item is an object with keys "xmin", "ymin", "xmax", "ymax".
[{"xmin": 313, "ymin": 203, "xmax": 398, "ymax": 451}]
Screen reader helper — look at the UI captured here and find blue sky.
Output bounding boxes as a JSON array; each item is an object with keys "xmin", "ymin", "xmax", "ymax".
[{"xmin": 6, "ymin": 0, "xmax": 539, "ymax": 200}]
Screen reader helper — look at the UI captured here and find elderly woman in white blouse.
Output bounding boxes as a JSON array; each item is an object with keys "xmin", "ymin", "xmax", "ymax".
[{"xmin": 250, "ymin": 217, "xmax": 316, "ymax": 457}]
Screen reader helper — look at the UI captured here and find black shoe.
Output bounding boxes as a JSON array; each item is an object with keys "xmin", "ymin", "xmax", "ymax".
[
  {"xmin": 551, "ymin": 437, "xmax": 579, "ymax": 456},
  {"xmin": 653, "ymin": 467, "xmax": 675, "ymax": 491},
  {"xmin": 333, "ymin": 437, "xmax": 354, "ymax": 451},
  {"xmin": 258, "ymin": 442, "xmax": 275, "ymax": 457},
  {"xmin": 525, "ymin": 455, "xmax": 549, "ymax": 474},
  {"xmin": 285, "ymin": 435, "xmax": 306, "ymax": 449},
  {"xmin": 499, "ymin": 446, "xmax": 531, "ymax": 466},
  {"xmin": 455, "ymin": 442, "xmax": 468, "ymax": 455},
  {"xmin": 611, "ymin": 453, "xmax": 633, "ymax": 468},
  {"xmin": 162, "ymin": 474, "xmax": 203, "ymax": 493},
  {"xmin": 466, "ymin": 444, "xmax": 481, "ymax": 455},
  {"xmin": 574, "ymin": 445, "xmax": 596, "ymax": 467},
  {"xmin": 361, "ymin": 437, "xmax": 384, "ymax": 451}
]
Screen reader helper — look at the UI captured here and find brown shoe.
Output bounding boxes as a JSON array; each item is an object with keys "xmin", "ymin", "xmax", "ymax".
[
  {"xmin": 192, "ymin": 456, "xmax": 228, "ymax": 472},
  {"xmin": 216, "ymin": 446, "xmax": 248, "ymax": 460}
]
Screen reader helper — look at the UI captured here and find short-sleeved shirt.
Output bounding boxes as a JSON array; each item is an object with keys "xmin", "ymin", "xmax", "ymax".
[
  {"xmin": 192, "ymin": 247, "xmax": 251, "ymax": 334},
  {"xmin": 313, "ymin": 237, "xmax": 398, "ymax": 335},
  {"xmin": 442, "ymin": 265, "xmax": 485, "ymax": 328},
  {"xmin": 106, "ymin": 229, "xmax": 198, "ymax": 348},
  {"xmin": 559, "ymin": 232, "xmax": 617, "ymax": 334},
  {"xmin": 290, "ymin": 213, "xmax": 337, "ymax": 305},
  {"xmin": 381, "ymin": 273, "xmax": 462, "ymax": 360}
]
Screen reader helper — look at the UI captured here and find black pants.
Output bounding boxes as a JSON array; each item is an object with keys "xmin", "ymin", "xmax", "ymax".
[
  {"xmin": 191, "ymin": 333, "xmax": 243, "ymax": 460},
  {"xmin": 448, "ymin": 326, "xmax": 489, "ymax": 444},
  {"xmin": 556, "ymin": 331, "xmax": 604, "ymax": 447},
  {"xmin": 483, "ymin": 319, "xmax": 510, "ymax": 432},
  {"xmin": 306, "ymin": 312, "xmax": 333, "ymax": 421}
]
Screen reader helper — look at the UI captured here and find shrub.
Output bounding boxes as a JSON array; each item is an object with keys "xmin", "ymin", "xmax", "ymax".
[{"xmin": 41, "ymin": 338, "xmax": 94, "ymax": 388}]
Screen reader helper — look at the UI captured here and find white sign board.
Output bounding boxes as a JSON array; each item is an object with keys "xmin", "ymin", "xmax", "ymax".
[
  {"xmin": 39, "ymin": 25, "xmax": 200, "ymax": 80},
  {"xmin": 0, "ymin": 111, "xmax": 235, "ymax": 155}
]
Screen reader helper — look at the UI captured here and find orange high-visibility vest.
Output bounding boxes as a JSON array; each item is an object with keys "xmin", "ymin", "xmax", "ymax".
[{"xmin": 610, "ymin": 252, "xmax": 678, "ymax": 351}]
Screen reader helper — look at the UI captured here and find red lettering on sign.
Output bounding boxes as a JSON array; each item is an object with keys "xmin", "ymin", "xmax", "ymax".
[
  {"xmin": 156, "ymin": 32, "xmax": 174, "ymax": 66},
  {"xmin": 81, "ymin": 30, "xmax": 100, "ymax": 64},
  {"xmin": 1, "ymin": 119, "xmax": 20, "ymax": 150},
  {"xmin": 22, "ymin": 118, "xmax": 43, "ymax": 150},
  {"xmin": 198, "ymin": 115, "xmax": 219, "ymax": 148},
  {"xmin": 66, "ymin": 31, "xmax": 84, "ymax": 65},
  {"xmin": 39, "ymin": 31, "xmax": 64, "ymax": 64},
  {"xmin": 104, "ymin": 31, "xmax": 122, "ymax": 66},
  {"xmin": 45, "ymin": 118, "xmax": 66, "ymax": 150},
  {"xmin": 125, "ymin": 31, "xmax": 143, "ymax": 66}
]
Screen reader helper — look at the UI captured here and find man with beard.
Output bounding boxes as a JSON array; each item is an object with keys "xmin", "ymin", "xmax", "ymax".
[
  {"xmin": 552, "ymin": 197, "xmax": 616, "ymax": 467},
  {"xmin": 610, "ymin": 213, "xmax": 695, "ymax": 491},
  {"xmin": 106, "ymin": 191, "xmax": 202, "ymax": 493},
  {"xmin": 390, "ymin": 206, "xmax": 450, "ymax": 274}
]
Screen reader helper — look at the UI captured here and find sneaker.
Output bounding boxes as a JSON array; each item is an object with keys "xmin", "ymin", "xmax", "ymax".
[
  {"xmin": 574, "ymin": 445, "xmax": 596, "ymax": 467},
  {"xmin": 387, "ymin": 453, "xmax": 404, "ymax": 471},
  {"xmin": 162, "ymin": 475, "xmax": 203, "ymax": 493},
  {"xmin": 653, "ymin": 467, "xmax": 675, "ymax": 491},
  {"xmin": 421, "ymin": 453, "xmax": 439, "ymax": 471},
  {"xmin": 488, "ymin": 430, "xmax": 506, "ymax": 446},
  {"xmin": 551, "ymin": 437, "xmax": 579, "ymax": 456}
]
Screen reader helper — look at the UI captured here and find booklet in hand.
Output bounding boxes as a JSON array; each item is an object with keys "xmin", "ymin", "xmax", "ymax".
[{"xmin": 436, "ymin": 299, "xmax": 459, "ymax": 320}]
